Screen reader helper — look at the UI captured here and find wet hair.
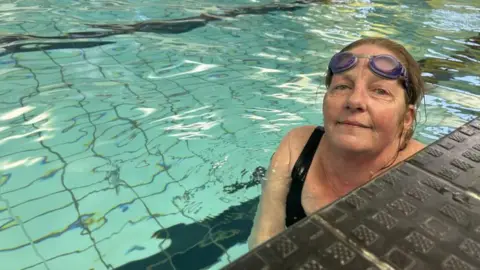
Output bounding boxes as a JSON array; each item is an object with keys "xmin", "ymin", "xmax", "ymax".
[{"xmin": 324, "ymin": 37, "xmax": 426, "ymax": 144}]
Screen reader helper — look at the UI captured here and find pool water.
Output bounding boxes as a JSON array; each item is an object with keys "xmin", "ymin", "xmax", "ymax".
[{"xmin": 0, "ymin": 0, "xmax": 479, "ymax": 269}]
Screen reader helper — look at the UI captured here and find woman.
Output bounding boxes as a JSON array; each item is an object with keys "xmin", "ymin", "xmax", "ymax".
[{"xmin": 247, "ymin": 37, "xmax": 427, "ymax": 249}]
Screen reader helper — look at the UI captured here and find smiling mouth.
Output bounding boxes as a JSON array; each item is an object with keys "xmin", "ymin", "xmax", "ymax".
[{"xmin": 338, "ymin": 121, "xmax": 370, "ymax": 128}]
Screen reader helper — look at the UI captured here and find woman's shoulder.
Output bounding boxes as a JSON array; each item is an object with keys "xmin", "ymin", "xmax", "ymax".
[
  {"xmin": 272, "ymin": 125, "xmax": 321, "ymax": 169},
  {"xmin": 265, "ymin": 126, "xmax": 316, "ymax": 185},
  {"xmin": 286, "ymin": 125, "xmax": 320, "ymax": 140},
  {"xmin": 274, "ymin": 125, "xmax": 318, "ymax": 152},
  {"xmin": 281, "ymin": 125, "xmax": 319, "ymax": 150},
  {"xmin": 401, "ymin": 139, "xmax": 426, "ymax": 159},
  {"xmin": 408, "ymin": 139, "xmax": 426, "ymax": 150}
]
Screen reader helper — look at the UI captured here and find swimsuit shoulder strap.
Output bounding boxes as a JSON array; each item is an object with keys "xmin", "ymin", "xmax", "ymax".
[
  {"xmin": 285, "ymin": 126, "xmax": 324, "ymax": 227},
  {"xmin": 290, "ymin": 126, "xmax": 325, "ymax": 182}
]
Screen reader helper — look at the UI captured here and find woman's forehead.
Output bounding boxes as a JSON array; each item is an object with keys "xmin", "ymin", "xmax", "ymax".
[{"xmin": 347, "ymin": 44, "xmax": 397, "ymax": 57}]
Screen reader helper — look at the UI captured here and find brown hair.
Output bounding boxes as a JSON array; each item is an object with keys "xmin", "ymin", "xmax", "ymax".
[{"xmin": 325, "ymin": 37, "xmax": 426, "ymax": 143}]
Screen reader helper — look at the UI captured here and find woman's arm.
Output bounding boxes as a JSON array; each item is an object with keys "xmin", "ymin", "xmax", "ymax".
[{"xmin": 247, "ymin": 130, "xmax": 294, "ymax": 250}]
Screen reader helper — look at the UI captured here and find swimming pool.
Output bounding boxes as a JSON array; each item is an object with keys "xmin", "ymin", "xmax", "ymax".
[{"xmin": 0, "ymin": 0, "xmax": 479, "ymax": 269}]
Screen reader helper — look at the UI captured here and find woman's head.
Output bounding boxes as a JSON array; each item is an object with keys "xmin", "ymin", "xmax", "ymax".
[
  {"xmin": 325, "ymin": 37, "xmax": 425, "ymax": 110},
  {"xmin": 322, "ymin": 37, "xmax": 425, "ymax": 155}
]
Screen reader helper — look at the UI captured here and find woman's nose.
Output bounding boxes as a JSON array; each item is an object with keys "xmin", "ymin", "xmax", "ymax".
[{"xmin": 345, "ymin": 84, "xmax": 368, "ymax": 112}]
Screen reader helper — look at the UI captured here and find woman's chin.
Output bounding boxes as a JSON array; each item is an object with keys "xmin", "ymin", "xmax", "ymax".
[{"xmin": 331, "ymin": 134, "xmax": 373, "ymax": 153}]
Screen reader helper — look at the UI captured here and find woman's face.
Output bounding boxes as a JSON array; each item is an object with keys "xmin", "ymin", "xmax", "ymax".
[{"xmin": 323, "ymin": 44, "xmax": 414, "ymax": 154}]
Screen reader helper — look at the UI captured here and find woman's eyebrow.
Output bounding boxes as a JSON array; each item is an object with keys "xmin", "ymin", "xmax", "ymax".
[
  {"xmin": 334, "ymin": 73, "xmax": 355, "ymax": 83},
  {"xmin": 334, "ymin": 73, "xmax": 400, "ymax": 90},
  {"xmin": 334, "ymin": 70, "xmax": 400, "ymax": 86}
]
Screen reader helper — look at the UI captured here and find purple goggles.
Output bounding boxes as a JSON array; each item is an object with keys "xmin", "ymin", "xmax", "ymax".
[{"xmin": 328, "ymin": 51, "xmax": 409, "ymax": 90}]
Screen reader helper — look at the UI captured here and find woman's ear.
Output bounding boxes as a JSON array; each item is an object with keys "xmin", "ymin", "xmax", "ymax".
[
  {"xmin": 399, "ymin": 104, "xmax": 415, "ymax": 150},
  {"xmin": 403, "ymin": 104, "xmax": 415, "ymax": 130}
]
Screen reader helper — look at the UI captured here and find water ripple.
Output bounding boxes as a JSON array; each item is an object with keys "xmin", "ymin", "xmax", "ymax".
[{"xmin": 0, "ymin": 1, "xmax": 479, "ymax": 270}]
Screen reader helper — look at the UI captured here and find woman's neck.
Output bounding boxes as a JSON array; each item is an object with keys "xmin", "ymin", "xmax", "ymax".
[{"xmin": 318, "ymin": 135, "xmax": 401, "ymax": 196}]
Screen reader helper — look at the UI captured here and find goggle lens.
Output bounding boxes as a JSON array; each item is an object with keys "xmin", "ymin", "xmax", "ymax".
[{"xmin": 373, "ymin": 56, "xmax": 397, "ymax": 72}]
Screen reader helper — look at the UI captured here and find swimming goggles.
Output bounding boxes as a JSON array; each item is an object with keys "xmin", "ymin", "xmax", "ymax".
[{"xmin": 328, "ymin": 51, "xmax": 409, "ymax": 90}]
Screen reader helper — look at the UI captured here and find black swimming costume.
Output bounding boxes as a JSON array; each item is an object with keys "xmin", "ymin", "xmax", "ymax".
[{"xmin": 285, "ymin": 126, "xmax": 324, "ymax": 227}]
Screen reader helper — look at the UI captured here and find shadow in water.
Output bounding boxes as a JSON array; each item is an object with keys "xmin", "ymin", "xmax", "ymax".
[
  {"xmin": 223, "ymin": 167, "xmax": 266, "ymax": 194},
  {"xmin": 115, "ymin": 166, "xmax": 266, "ymax": 270},
  {"xmin": 0, "ymin": 0, "xmax": 331, "ymax": 56},
  {"xmin": 419, "ymin": 33, "xmax": 479, "ymax": 84},
  {"xmin": 0, "ymin": 41, "xmax": 115, "ymax": 58}
]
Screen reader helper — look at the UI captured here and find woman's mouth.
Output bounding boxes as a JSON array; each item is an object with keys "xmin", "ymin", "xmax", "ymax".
[{"xmin": 338, "ymin": 120, "xmax": 370, "ymax": 128}]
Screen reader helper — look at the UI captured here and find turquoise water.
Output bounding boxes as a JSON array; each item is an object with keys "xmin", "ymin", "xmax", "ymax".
[{"xmin": 0, "ymin": 0, "xmax": 479, "ymax": 269}]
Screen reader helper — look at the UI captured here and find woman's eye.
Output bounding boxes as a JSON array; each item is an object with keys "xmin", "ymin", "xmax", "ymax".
[
  {"xmin": 374, "ymin": 88, "xmax": 389, "ymax": 95},
  {"xmin": 334, "ymin": 85, "xmax": 350, "ymax": 90}
]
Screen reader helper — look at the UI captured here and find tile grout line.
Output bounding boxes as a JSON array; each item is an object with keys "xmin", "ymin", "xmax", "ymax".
[
  {"xmin": 2, "ymin": 26, "xmax": 50, "ymax": 270},
  {"xmin": 0, "ymin": 194, "xmax": 50, "ymax": 270}
]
